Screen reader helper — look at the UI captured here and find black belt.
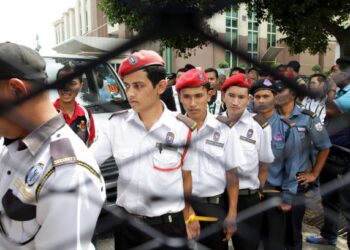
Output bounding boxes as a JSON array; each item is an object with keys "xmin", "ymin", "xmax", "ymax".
[
  {"xmin": 198, "ymin": 194, "xmax": 222, "ymax": 205},
  {"xmin": 239, "ymin": 189, "xmax": 259, "ymax": 196},
  {"xmin": 132, "ymin": 211, "xmax": 182, "ymax": 226}
]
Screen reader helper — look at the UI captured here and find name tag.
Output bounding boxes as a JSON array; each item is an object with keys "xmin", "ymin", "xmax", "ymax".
[
  {"xmin": 240, "ymin": 136, "xmax": 256, "ymax": 144},
  {"xmin": 297, "ymin": 127, "xmax": 306, "ymax": 132},
  {"xmin": 205, "ymin": 139, "xmax": 224, "ymax": 148}
]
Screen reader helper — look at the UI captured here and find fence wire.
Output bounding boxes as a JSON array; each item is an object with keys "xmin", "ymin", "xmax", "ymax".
[{"xmin": 0, "ymin": 1, "xmax": 350, "ymax": 249}]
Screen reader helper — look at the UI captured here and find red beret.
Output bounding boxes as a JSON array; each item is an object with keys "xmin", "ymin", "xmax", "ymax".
[
  {"xmin": 118, "ymin": 50, "xmax": 165, "ymax": 77},
  {"xmin": 221, "ymin": 73, "xmax": 252, "ymax": 92},
  {"xmin": 175, "ymin": 69, "xmax": 208, "ymax": 91}
]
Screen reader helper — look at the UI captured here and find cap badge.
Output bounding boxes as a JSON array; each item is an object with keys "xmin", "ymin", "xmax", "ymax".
[
  {"xmin": 128, "ymin": 55, "xmax": 138, "ymax": 65},
  {"xmin": 213, "ymin": 131, "xmax": 220, "ymax": 142},
  {"xmin": 199, "ymin": 72, "xmax": 204, "ymax": 81},
  {"xmin": 263, "ymin": 79, "xmax": 272, "ymax": 86}
]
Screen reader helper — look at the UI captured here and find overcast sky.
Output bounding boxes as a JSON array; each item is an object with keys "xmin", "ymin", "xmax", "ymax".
[{"xmin": 0, "ymin": 0, "xmax": 75, "ymax": 54}]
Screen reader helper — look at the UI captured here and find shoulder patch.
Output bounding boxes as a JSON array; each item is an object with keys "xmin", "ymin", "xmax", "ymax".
[
  {"xmin": 216, "ymin": 115, "xmax": 236, "ymax": 128},
  {"xmin": 176, "ymin": 114, "xmax": 197, "ymax": 131},
  {"xmin": 280, "ymin": 117, "xmax": 296, "ymax": 127},
  {"xmin": 50, "ymin": 138, "xmax": 77, "ymax": 167},
  {"xmin": 301, "ymin": 109, "xmax": 316, "ymax": 119},
  {"xmin": 253, "ymin": 114, "xmax": 269, "ymax": 129},
  {"xmin": 108, "ymin": 109, "xmax": 129, "ymax": 120}
]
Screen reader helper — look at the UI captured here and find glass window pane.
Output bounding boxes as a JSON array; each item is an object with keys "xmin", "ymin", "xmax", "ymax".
[
  {"xmin": 232, "ymin": 19, "xmax": 237, "ymax": 28},
  {"xmin": 226, "ymin": 18, "xmax": 230, "ymax": 27},
  {"xmin": 254, "ymin": 23, "xmax": 259, "ymax": 31},
  {"xmin": 267, "ymin": 24, "xmax": 271, "ymax": 33},
  {"xmin": 272, "ymin": 25, "xmax": 276, "ymax": 33}
]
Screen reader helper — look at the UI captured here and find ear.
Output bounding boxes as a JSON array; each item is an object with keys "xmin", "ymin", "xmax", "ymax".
[
  {"xmin": 8, "ymin": 78, "xmax": 29, "ymax": 98},
  {"xmin": 157, "ymin": 79, "xmax": 167, "ymax": 95},
  {"xmin": 207, "ymin": 89, "xmax": 214, "ymax": 102}
]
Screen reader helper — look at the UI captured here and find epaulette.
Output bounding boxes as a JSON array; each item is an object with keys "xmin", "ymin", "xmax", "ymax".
[
  {"xmin": 301, "ymin": 109, "xmax": 316, "ymax": 119},
  {"xmin": 176, "ymin": 114, "xmax": 196, "ymax": 131},
  {"xmin": 253, "ymin": 114, "xmax": 269, "ymax": 129},
  {"xmin": 50, "ymin": 138, "xmax": 77, "ymax": 167},
  {"xmin": 108, "ymin": 109, "xmax": 128, "ymax": 120},
  {"xmin": 280, "ymin": 117, "xmax": 296, "ymax": 127},
  {"xmin": 216, "ymin": 115, "xmax": 236, "ymax": 128}
]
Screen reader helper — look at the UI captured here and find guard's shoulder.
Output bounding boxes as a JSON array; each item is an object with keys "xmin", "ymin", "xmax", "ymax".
[
  {"xmin": 301, "ymin": 109, "xmax": 316, "ymax": 119},
  {"xmin": 108, "ymin": 109, "xmax": 129, "ymax": 120},
  {"xmin": 176, "ymin": 114, "xmax": 196, "ymax": 131},
  {"xmin": 253, "ymin": 114, "xmax": 269, "ymax": 129},
  {"xmin": 50, "ymin": 138, "xmax": 77, "ymax": 167},
  {"xmin": 280, "ymin": 117, "xmax": 296, "ymax": 127},
  {"xmin": 216, "ymin": 115, "xmax": 235, "ymax": 128}
]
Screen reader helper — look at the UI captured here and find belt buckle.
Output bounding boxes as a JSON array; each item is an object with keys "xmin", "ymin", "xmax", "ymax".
[{"xmin": 168, "ymin": 215, "xmax": 173, "ymax": 223}]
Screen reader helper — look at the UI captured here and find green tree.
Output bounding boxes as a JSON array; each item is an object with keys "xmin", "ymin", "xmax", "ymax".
[
  {"xmin": 247, "ymin": 0, "xmax": 350, "ymax": 57},
  {"xmin": 98, "ymin": 0, "xmax": 221, "ymax": 56}
]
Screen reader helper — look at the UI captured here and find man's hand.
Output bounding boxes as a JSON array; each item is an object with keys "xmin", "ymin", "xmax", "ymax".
[
  {"xmin": 297, "ymin": 172, "xmax": 317, "ymax": 185},
  {"xmin": 278, "ymin": 203, "xmax": 292, "ymax": 212},
  {"xmin": 223, "ymin": 215, "xmax": 236, "ymax": 241},
  {"xmin": 186, "ymin": 220, "xmax": 200, "ymax": 240}
]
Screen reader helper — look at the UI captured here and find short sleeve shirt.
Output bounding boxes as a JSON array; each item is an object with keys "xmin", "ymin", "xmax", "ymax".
[
  {"xmin": 90, "ymin": 106, "xmax": 194, "ymax": 217},
  {"xmin": 334, "ymin": 84, "xmax": 350, "ymax": 113}
]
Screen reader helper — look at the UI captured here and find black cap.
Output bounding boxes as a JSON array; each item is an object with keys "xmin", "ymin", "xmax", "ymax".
[
  {"xmin": 0, "ymin": 42, "xmax": 47, "ymax": 82},
  {"xmin": 286, "ymin": 60, "xmax": 301, "ymax": 72},
  {"xmin": 249, "ymin": 79, "xmax": 279, "ymax": 95}
]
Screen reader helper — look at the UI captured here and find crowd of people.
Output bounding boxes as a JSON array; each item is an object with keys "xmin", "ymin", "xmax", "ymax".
[{"xmin": 0, "ymin": 41, "xmax": 350, "ymax": 250}]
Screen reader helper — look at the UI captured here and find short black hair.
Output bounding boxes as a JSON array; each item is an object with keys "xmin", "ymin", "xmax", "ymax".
[
  {"xmin": 177, "ymin": 68, "xmax": 187, "ymax": 73},
  {"xmin": 144, "ymin": 65, "xmax": 166, "ymax": 87},
  {"xmin": 286, "ymin": 60, "xmax": 301, "ymax": 73},
  {"xmin": 184, "ymin": 64, "xmax": 195, "ymax": 71},
  {"xmin": 230, "ymin": 67, "xmax": 245, "ymax": 75},
  {"xmin": 310, "ymin": 73, "xmax": 326, "ymax": 84},
  {"xmin": 248, "ymin": 67, "xmax": 257, "ymax": 73},
  {"xmin": 205, "ymin": 68, "xmax": 218, "ymax": 78},
  {"xmin": 56, "ymin": 63, "xmax": 82, "ymax": 82}
]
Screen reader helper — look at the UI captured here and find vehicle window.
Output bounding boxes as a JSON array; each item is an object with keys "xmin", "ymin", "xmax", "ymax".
[{"xmin": 44, "ymin": 56, "xmax": 126, "ymax": 108}]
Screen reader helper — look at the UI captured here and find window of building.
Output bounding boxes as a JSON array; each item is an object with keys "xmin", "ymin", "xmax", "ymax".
[
  {"xmin": 225, "ymin": 7, "xmax": 239, "ymax": 67},
  {"xmin": 267, "ymin": 18, "xmax": 277, "ymax": 49},
  {"xmin": 248, "ymin": 11, "xmax": 259, "ymax": 61}
]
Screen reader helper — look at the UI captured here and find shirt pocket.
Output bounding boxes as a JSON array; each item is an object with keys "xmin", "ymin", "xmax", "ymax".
[
  {"xmin": 115, "ymin": 148, "xmax": 134, "ymax": 182},
  {"xmin": 271, "ymin": 141, "xmax": 284, "ymax": 160},
  {"xmin": 153, "ymin": 148, "xmax": 182, "ymax": 171},
  {"xmin": 204, "ymin": 143, "xmax": 225, "ymax": 170}
]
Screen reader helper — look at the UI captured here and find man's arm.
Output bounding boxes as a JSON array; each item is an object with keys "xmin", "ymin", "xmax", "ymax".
[
  {"xmin": 224, "ymin": 168, "xmax": 239, "ymax": 241},
  {"xmin": 297, "ymin": 149, "xmax": 329, "ymax": 184},
  {"xmin": 89, "ymin": 123, "xmax": 113, "ymax": 165},
  {"xmin": 326, "ymin": 99, "xmax": 341, "ymax": 118},
  {"xmin": 258, "ymin": 162, "xmax": 269, "ymax": 188}
]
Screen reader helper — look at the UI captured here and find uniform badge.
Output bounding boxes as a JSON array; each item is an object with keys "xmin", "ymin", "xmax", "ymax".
[
  {"xmin": 273, "ymin": 132, "xmax": 283, "ymax": 141},
  {"xmin": 25, "ymin": 163, "xmax": 44, "ymax": 187},
  {"xmin": 213, "ymin": 131, "xmax": 220, "ymax": 142},
  {"xmin": 199, "ymin": 72, "xmax": 204, "ymax": 81},
  {"xmin": 128, "ymin": 55, "xmax": 138, "ymax": 65},
  {"xmin": 77, "ymin": 120, "xmax": 87, "ymax": 131},
  {"xmin": 315, "ymin": 122, "xmax": 323, "ymax": 131},
  {"xmin": 165, "ymin": 132, "xmax": 175, "ymax": 144},
  {"xmin": 263, "ymin": 79, "xmax": 272, "ymax": 86},
  {"xmin": 297, "ymin": 126, "xmax": 306, "ymax": 132},
  {"xmin": 246, "ymin": 129, "xmax": 253, "ymax": 139}
]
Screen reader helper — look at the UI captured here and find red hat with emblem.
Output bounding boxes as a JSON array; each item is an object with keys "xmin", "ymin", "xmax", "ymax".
[
  {"xmin": 221, "ymin": 73, "xmax": 252, "ymax": 92},
  {"xmin": 118, "ymin": 50, "xmax": 165, "ymax": 77},
  {"xmin": 175, "ymin": 68, "xmax": 208, "ymax": 91}
]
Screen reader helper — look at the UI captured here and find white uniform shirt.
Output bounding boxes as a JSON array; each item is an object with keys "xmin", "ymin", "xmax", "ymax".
[
  {"xmin": 90, "ymin": 106, "xmax": 194, "ymax": 217},
  {"xmin": 0, "ymin": 115, "xmax": 105, "ymax": 250},
  {"xmin": 232, "ymin": 110, "xmax": 274, "ymax": 190},
  {"xmin": 191, "ymin": 113, "xmax": 243, "ymax": 197},
  {"xmin": 301, "ymin": 97, "xmax": 327, "ymax": 124}
]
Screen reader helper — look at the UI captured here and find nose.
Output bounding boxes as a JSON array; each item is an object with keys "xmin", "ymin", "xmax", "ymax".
[{"xmin": 231, "ymin": 97, "xmax": 239, "ymax": 106}]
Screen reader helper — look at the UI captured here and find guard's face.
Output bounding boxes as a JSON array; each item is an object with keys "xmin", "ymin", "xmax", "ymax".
[
  {"xmin": 205, "ymin": 71, "xmax": 218, "ymax": 90},
  {"xmin": 223, "ymin": 86, "xmax": 250, "ymax": 115},
  {"xmin": 179, "ymin": 86, "xmax": 211, "ymax": 122},
  {"xmin": 253, "ymin": 89, "xmax": 275, "ymax": 114},
  {"xmin": 57, "ymin": 71, "xmax": 83, "ymax": 104},
  {"xmin": 275, "ymin": 88, "xmax": 295, "ymax": 106},
  {"xmin": 123, "ymin": 70, "xmax": 166, "ymax": 113}
]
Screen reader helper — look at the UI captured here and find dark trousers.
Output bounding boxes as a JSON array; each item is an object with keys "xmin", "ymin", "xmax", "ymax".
[
  {"xmin": 232, "ymin": 192, "xmax": 262, "ymax": 250},
  {"xmin": 192, "ymin": 195, "xmax": 227, "ymax": 250},
  {"xmin": 261, "ymin": 192, "xmax": 286, "ymax": 250},
  {"xmin": 320, "ymin": 159, "xmax": 350, "ymax": 248},
  {"xmin": 286, "ymin": 189, "xmax": 306, "ymax": 250},
  {"xmin": 114, "ymin": 210, "xmax": 188, "ymax": 250}
]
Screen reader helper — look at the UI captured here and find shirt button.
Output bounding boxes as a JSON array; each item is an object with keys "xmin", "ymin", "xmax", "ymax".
[
  {"xmin": 7, "ymin": 170, "xmax": 11, "ymax": 175},
  {"xmin": 57, "ymin": 134, "xmax": 61, "ymax": 138}
]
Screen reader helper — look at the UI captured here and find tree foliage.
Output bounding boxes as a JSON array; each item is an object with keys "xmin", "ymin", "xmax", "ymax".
[
  {"xmin": 98, "ymin": 0, "xmax": 223, "ymax": 56},
  {"xmin": 247, "ymin": 0, "xmax": 350, "ymax": 57}
]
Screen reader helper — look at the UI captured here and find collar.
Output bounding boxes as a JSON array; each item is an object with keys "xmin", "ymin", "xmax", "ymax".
[
  {"xmin": 125, "ymin": 102, "xmax": 173, "ymax": 129},
  {"xmin": 22, "ymin": 114, "xmax": 66, "ymax": 156},
  {"xmin": 53, "ymin": 99, "xmax": 85, "ymax": 117},
  {"xmin": 202, "ymin": 112, "xmax": 217, "ymax": 129},
  {"xmin": 237, "ymin": 109, "xmax": 251, "ymax": 124},
  {"xmin": 289, "ymin": 105, "xmax": 302, "ymax": 119},
  {"xmin": 342, "ymin": 84, "xmax": 350, "ymax": 92},
  {"xmin": 268, "ymin": 110, "xmax": 279, "ymax": 124}
]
